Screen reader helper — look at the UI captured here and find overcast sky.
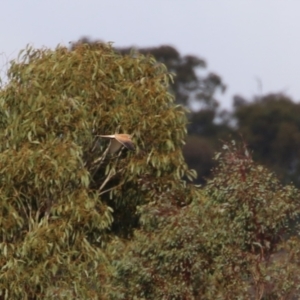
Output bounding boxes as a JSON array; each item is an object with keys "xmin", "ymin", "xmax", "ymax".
[{"xmin": 1, "ymin": 1, "xmax": 300, "ymax": 109}]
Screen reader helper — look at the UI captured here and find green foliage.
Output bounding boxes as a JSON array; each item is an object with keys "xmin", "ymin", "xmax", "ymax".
[
  {"xmin": 234, "ymin": 93, "xmax": 300, "ymax": 187},
  {"xmin": 107, "ymin": 185, "xmax": 205, "ymax": 300},
  {"xmin": 203, "ymin": 141, "xmax": 300, "ymax": 298},
  {"xmin": 0, "ymin": 43, "xmax": 194, "ymax": 298},
  {"xmin": 117, "ymin": 44, "xmax": 230, "ymax": 184},
  {"xmin": 75, "ymin": 39, "xmax": 233, "ymax": 184},
  {"xmin": 115, "ymin": 44, "xmax": 226, "ymax": 110},
  {"xmin": 109, "ymin": 141, "xmax": 300, "ymax": 299},
  {"xmin": 206, "ymin": 140, "xmax": 299, "ymax": 252}
]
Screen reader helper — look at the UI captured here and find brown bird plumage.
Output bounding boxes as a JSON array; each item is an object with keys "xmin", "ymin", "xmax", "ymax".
[{"xmin": 99, "ymin": 134, "xmax": 135, "ymax": 154}]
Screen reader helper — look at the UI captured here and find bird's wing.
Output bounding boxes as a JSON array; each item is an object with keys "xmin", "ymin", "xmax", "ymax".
[
  {"xmin": 99, "ymin": 135, "xmax": 115, "ymax": 138},
  {"xmin": 109, "ymin": 138, "xmax": 123, "ymax": 154},
  {"xmin": 118, "ymin": 139, "xmax": 135, "ymax": 151},
  {"xmin": 99, "ymin": 134, "xmax": 135, "ymax": 152},
  {"xmin": 115, "ymin": 135, "xmax": 135, "ymax": 151}
]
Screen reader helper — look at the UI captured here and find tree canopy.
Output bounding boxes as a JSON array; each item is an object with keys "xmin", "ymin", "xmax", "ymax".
[
  {"xmin": 0, "ymin": 43, "xmax": 195, "ymax": 298},
  {"xmin": 112, "ymin": 42, "xmax": 230, "ymax": 183},
  {"xmin": 116, "ymin": 44, "xmax": 226, "ymax": 110}
]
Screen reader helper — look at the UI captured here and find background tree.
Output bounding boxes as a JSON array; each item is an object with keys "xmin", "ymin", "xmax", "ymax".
[
  {"xmin": 233, "ymin": 93, "xmax": 300, "ymax": 187},
  {"xmin": 0, "ymin": 43, "xmax": 195, "ymax": 299},
  {"xmin": 117, "ymin": 44, "xmax": 226, "ymax": 110}
]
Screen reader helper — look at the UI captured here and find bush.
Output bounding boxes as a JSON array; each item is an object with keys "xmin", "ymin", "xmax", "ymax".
[{"xmin": 109, "ymin": 141, "xmax": 300, "ymax": 299}]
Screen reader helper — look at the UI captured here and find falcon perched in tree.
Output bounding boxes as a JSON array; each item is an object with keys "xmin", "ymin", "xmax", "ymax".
[{"xmin": 99, "ymin": 134, "xmax": 135, "ymax": 154}]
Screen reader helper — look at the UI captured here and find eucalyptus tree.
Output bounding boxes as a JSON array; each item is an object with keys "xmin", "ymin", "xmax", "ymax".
[{"xmin": 0, "ymin": 43, "xmax": 195, "ymax": 299}]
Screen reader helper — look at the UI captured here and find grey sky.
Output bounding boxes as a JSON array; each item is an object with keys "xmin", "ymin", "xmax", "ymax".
[{"xmin": 1, "ymin": 0, "xmax": 300, "ymax": 109}]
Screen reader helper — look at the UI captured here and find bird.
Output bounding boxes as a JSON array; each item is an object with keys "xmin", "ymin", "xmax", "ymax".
[{"xmin": 98, "ymin": 134, "xmax": 135, "ymax": 154}]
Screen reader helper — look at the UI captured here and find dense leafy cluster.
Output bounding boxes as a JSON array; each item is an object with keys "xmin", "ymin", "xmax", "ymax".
[{"xmin": 0, "ymin": 43, "xmax": 194, "ymax": 298}]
